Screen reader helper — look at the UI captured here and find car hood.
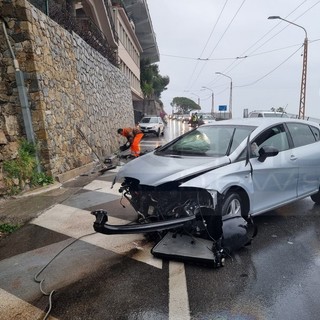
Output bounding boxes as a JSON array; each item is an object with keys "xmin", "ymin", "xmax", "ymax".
[{"xmin": 116, "ymin": 151, "xmax": 231, "ymax": 186}]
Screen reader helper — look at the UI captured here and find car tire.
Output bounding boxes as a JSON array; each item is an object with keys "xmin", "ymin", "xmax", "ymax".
[
  {"xmin": 311, "ymin": 190, "xmax": 320, "ymax": 204},
  {"xmin": 156, "ymin": 128, "xmax": 160, "ymax": 137},
  {"xmin": 221, "ymin": 192, "xmax": 242, "ymax": 217},
  {"xmin": 161, "ymin": 129, "xmax": 164, "ymax": 136}
]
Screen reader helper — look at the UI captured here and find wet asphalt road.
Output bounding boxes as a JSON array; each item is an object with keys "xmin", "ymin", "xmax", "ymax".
[{"xmin": 1, "ymin": 119, "xmax": 320, "ymax": 320}]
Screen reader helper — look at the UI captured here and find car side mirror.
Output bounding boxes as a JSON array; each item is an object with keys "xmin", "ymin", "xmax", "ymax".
[{"xmin": 258, "ymin": 146, "xmax": 279, "ymax": 162}]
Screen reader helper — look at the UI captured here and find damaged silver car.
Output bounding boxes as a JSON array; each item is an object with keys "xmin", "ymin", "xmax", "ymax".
[{"xmin": 92, "ymin": 118, "xmax": 320, "ymax": 267}]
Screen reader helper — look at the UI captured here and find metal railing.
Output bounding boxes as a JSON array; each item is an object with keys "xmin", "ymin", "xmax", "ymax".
[{"xmin": 28, "ymin": 0, "xmax": 118, "ymax": 66}]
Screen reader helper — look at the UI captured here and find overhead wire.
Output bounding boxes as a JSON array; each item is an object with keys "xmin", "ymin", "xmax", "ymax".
[
  {"xmin": 212, "ymin": 0, "xmax": 320, "ymax": 86},
  {"xmin": 159, "ymin": 41, "xmax": 313, "ymax": 61},
  {"xmin": 220, "ymin": 0, "xmax": 309, "ymax": 76},
  {"xmin": 188, "ymin": 0, "xmax": 247, "ymax": 90},
  {"xmin": 185, "ymin": 0, "xmax": 229, "ymax": 90},
  {"xmin": 235, "ymin": 45, "xmax": 303, "ymax": 88},
  {"xmin": 204, "ymin": 0, "xmax": 320, "ymax": 96}
]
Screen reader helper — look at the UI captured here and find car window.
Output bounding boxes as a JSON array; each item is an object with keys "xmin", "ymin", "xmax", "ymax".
[
  {"xmin": 140, "ymin": 117, "xmax": 159, "ymax": 123},
  {"xmin": 287, "ymin": 123, "xmax": 317, "ymax": 147},
  {"xmin": 140, "ymin": 117, "xmax": 151, "ymax": 123},
  {"xmin": 251, "ymin": 124, "xmax": 289, "ymax": 157},
  {"xmin": 310, "ymin": 125, "xmax": 320, "ymax": 141}
]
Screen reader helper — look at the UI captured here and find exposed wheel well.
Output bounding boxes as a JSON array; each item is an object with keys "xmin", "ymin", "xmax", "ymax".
[{"xmin": 224, "ymin": 186, "xmax": 250, "ymax": 218}]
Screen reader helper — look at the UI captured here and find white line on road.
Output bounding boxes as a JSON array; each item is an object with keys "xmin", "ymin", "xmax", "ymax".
[
  {"xmin": 32, "ymin": 204, "xmax": 162, "ymax": 269},
  {"xmin": 169, "ymin": 261, "xmax": 190, "ymax": 320},
  {"xmin": 0, "ymin": 288, "xmax": 59, "ymax": 320}
]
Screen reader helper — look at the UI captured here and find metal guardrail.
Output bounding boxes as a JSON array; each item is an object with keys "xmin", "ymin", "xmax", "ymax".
[{"xmin": 28, "ymin": 0, "xmax": 118, "ymax": 66}]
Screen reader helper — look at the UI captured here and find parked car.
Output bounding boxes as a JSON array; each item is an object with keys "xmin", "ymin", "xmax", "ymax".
[
  {"xmin": 248, "ymin": 110, "xmax": 289, "ymax": 118},
  {"xmin": 93, "ymin": 118, "xmax": 320, "ymax": 266},
  {"xmin": 199, "ymin": 113, "xmax": 216, "ymax": 125},
  {"xmin": 138, "ymin": 116, "xmax": 165, "ymax": 137}
]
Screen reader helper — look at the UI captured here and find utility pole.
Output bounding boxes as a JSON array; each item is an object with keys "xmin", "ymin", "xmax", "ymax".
[
  {"xmin": 201, "ymin": 86, "xmax": 214, "ymax": 114},
  {"xmin": 215, "ymin": 72, "xmax": 233, "ymax": 118},
  {"xmin": 268, "ymin": 16, "xmax": 308, "ymax": 119}
]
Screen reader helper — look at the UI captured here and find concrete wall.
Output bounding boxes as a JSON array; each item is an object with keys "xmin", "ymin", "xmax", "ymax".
[{"xmin": 0, "ymin": 0, "xmax": 135, "ymax": 193}]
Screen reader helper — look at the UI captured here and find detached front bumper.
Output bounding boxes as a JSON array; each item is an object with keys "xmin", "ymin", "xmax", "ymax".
[{"xmin": 91, "ymin": 209, "xmax": 196, "ymax": 235}]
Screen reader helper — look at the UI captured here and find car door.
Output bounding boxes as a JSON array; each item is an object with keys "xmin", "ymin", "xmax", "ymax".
[
  {"xmin": 249, "ymin": 124, "xmax": 299, "ymax": 214},
  {"xmin": 286, "ymin": 122, "xmax": 320, "ymax": 197}
]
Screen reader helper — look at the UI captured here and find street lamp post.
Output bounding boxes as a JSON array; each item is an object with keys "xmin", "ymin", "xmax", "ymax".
[
  {"xmin": 268, "ymin": 16, "xmax": 308, "ymax": 119},
  {"xmin": 201, "ymin": 86, "xmax": 215, "ymax": 114},
  {"xmin": 191, "ymin": 93, "xmax": 201, "ymax": 108},
  {"xmin": 215, "ymin": 72, "xmax": 233, "ymax": 118}
]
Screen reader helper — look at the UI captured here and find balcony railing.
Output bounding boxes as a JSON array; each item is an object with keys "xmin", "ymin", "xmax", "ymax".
[{"xmin": 28, "ymin": 0, "xmax": 118, "ymax": 67}]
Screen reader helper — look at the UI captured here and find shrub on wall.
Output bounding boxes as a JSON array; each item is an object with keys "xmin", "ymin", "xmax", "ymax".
[{"xmin": 3, "ymin": 139, "xmax": 54, "ymax": 194}]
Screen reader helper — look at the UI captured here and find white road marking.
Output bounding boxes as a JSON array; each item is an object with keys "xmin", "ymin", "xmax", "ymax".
[
  {"xmin": 83, "ymin": 180, "xmax": 122, "ymax": 195},
  {"xmin": 169, "ymin": 261, "xmax": 190, "ymax": 320},
  {"xmin": 0, "ymin": 288, "xmax": 59, "ymax": 320},
  {"xmin": 32, "ymin": 204, "xmax": 162, "ymax": 269}
]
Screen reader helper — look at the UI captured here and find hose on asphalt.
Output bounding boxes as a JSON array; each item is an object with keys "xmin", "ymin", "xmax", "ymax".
[{"xmin": 34, "ymin": 232, "xmax": 97, "ymax": 320}]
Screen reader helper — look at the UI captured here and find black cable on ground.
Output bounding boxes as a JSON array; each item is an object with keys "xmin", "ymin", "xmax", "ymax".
[{"xmin": 34, "ymin": 232, "xmax": 97, "ymax": 320}]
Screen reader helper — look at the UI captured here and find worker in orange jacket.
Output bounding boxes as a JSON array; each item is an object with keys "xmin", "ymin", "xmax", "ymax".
[{"xmin": 117, "ymin": 127, "xmax": 144, "ymax": 157}]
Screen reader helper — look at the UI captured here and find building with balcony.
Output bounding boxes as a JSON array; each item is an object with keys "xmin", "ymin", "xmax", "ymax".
[
  {"xmin": 74, "ymin": 0, "xmax": 159, "ymax": 103},
  {"xmin": 31, "ymin": 0, "xmax": 159, "ymax": 104}
]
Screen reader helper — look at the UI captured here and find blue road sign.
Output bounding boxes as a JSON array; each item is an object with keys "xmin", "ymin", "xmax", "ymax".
[{"xmin": 219, "ymin": 105, "xmax": 227, "ymax": 111}]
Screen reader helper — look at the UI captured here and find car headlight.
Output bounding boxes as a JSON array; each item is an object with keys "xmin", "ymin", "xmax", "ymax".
[{"xmin": 207, "ymin": 190, "xmax": 218, "ymax": 208}]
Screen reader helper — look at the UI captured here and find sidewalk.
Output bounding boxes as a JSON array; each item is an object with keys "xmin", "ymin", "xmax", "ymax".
[
  {"xmin": 0, "ymin": 162, "xmax": 159, "ymax": 320},
  {"xmin": 0, "ymin": 164, "xmax": 107, "ymax": 236}
]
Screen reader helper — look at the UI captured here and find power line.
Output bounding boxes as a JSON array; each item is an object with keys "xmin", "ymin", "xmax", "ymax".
[
  {"xmin": 216, "ymin": 0, "xmax": 320, "ymax": 78},
  {"xmin": 188, "ymin": 0, "xmax": 247, "ymax": 89},
  {"xmin": 185, "ymin": 0, "xmax": 229, "ymax": 90},
  {"xmin": 235, "ymin": 45, "xmax": 303, "ymax": 88}
]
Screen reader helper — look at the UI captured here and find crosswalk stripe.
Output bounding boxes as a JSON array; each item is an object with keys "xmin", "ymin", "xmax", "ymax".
[
  {"xmin": 83, "ymin": 180, "xmax": 122, "ymax": 195},
  {"xmin": 0, "ymin": 288, "xmax": 59, "ymax": 320},
  {"xmin": 31, "ymin": 204, "xmax": 162, "ymax": 269}
]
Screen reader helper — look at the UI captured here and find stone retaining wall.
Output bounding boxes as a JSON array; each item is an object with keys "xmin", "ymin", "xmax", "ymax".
[{"xmin": 0, "ymin": 0, "xmax": 134, "ymax": 194}]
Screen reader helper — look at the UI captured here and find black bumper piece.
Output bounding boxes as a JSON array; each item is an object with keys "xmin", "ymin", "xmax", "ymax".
[{"xmin": 91, "ymin": 209, "xmax": 196, "ymax": 235}]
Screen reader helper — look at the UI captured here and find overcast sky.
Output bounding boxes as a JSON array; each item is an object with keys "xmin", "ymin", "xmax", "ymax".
[{"xmin": 147, "ymin": 0, "xmax": 320, "ymax": 120}]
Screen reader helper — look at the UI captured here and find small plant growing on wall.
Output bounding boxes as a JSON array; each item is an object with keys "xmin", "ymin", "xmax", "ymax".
[{"xmin": 3, "ymin": 139, "xmax": 54, "ymax": 195}]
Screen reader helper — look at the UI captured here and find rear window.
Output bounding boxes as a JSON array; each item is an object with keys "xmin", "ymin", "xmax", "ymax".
[{"xmin": 287, "ymin": 123, "xmax": 317, "ymax": 147}]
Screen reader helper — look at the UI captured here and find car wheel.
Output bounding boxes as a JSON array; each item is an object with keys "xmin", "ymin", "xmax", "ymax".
[
  {"xmin": 161, "ymin": 128, "xmax": 164, "ymax": 136},
  {"xmin": 311, "ymin": 190, "xmax": 320, "ymax": 204},
  {"xmin": 156, "ymin": 129, "xmax": 160, "ymax": 137},
  {"xmin": 221, "ymin": 192, "xmax": 242, "ymax": 217}
]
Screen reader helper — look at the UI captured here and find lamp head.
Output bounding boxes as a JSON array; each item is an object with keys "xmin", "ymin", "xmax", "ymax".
[{"xmin": 268, "ymin": 16, "xmax": 281, "ymax": 20}]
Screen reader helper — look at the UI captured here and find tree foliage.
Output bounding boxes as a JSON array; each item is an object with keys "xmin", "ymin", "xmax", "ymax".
[
  {"xmin": 171, "ymin": 97, "xmax": 201, "ymax": 114},
  {"xmin": 140, "ymin": 59, "xmax": 169, "ymax": 99}
]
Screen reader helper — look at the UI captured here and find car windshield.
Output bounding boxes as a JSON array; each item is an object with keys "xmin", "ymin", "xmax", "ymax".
[
  {"xmin": 157, "ymin": 125, "xmax": 256, "ymax": 157},
  {"xmin": 141, "ymin": 117, "xmax": 158, "ymax": 123}
]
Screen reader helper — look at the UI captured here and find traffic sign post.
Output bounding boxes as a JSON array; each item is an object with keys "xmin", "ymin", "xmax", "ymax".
[{"xmin": 219, "ymin": 105, "xmax": 227, "ymax": 119}]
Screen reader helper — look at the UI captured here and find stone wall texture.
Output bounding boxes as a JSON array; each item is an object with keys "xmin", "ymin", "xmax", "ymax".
[{"xmin": 0, "ymin": 0, "xmax": 135, "ymax": 193}]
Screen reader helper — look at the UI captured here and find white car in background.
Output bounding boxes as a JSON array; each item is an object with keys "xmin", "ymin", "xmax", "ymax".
[
  {"xmin": 138, "ymin": 116, "xmax": 165, "ymax": 137},
  {"xmin": 248, "ymin": 110, "xmax": 289, "ymax": 118}
]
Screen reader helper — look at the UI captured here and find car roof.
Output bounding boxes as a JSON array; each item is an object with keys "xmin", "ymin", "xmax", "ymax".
[
  {"xmin": 249, "ymin": 110, "xmax": 285, "ymax": 113},
  {"xmin": 203, "ymin": 117, "xmax": 319, "ymax": 127}
]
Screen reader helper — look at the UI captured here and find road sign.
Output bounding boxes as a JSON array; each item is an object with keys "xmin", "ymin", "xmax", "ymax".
[{"xmin": 219, "ymin": 105, "xmax": 227, "ymax": 111}]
